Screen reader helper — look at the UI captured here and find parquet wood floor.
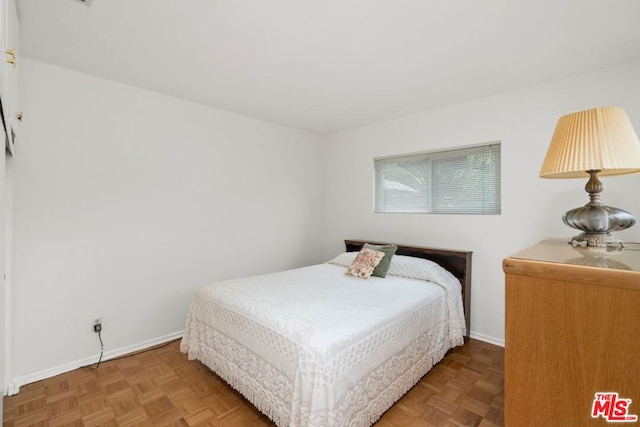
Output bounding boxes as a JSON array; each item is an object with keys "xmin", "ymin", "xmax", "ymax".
[{"xmin": 3, "ymin": 338, "xmax": 504, "ymax": 427}]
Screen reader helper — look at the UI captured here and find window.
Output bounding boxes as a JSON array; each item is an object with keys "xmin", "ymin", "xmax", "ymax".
[{"xmin": 374, "ymin": 143, "xmax": 501, "ymax": 214}]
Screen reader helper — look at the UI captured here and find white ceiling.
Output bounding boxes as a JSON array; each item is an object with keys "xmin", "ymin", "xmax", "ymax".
[{"xmin": 16, "ymin": 0, "xmax": 640, "ymax": 134}]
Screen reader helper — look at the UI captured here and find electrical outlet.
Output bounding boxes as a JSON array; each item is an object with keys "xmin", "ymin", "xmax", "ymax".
[{"xmin": 92, "ymin": 316, "xmax": 103, "ymax": 333}]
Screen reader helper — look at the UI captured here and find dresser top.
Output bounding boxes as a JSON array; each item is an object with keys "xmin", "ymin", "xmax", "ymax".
[{"xmin": 509, "ymin": 238, "xmax": 640, "ymax": 272}]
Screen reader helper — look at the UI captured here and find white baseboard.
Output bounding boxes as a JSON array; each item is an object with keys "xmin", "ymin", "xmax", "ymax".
[
  {"xmin": 469, "ymin": 331, "xmax": 504, "ymax": 347},
  {"xmin": 6, "ymin": 382, "xmax": 19, "ymax": 396},
  {"xmin": 8, "ymin": 330, "xmax": 184, "ymax": 395}
]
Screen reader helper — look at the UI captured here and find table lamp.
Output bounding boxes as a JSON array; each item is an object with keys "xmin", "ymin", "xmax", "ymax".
[{"xmin": 540, "ymin": 106, "xmax": 640, "ymax": 247}]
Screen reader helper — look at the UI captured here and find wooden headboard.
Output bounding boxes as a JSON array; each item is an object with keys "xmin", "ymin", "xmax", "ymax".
[{"xmin": 345, "ymin": 239, "xmax": 472, "ymax": 339}]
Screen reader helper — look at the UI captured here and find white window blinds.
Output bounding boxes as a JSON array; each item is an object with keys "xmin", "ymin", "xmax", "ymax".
[{"xmin": 375, "ymin": 143, "xmax": 501, "ymax": 214}]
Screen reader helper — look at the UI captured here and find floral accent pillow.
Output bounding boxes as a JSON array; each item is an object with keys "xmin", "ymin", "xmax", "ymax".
[{"xmin": 345, "ymin": 248, "xmax": 386, "ymax": 279}]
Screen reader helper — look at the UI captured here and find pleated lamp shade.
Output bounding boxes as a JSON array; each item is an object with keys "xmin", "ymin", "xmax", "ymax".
[{"xmin": 540, "ymin": 106, "xmax": 640, "ymax": 179}]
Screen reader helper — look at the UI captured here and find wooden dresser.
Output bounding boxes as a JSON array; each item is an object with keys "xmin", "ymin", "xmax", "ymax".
[{"xmin": 503, "ymin": 239, "xmax": 640, "ymax": 426}]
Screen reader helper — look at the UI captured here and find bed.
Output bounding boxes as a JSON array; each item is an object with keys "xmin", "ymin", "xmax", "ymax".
[{"xmin": 180, "ymin": 239, "xmax": 472, "ymax": 426}]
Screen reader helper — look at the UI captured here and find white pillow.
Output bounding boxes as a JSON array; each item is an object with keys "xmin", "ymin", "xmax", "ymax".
[
  {"xmin": 386, "ymin": 255, "xmax": 461, "ymax": 292},
  {"xmin": 327, "ymin": 251, "xmax": 358, "ymax": 267}
]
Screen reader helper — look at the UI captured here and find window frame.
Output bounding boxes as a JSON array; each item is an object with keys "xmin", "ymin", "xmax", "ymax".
[{"xmin": 374, "ymin": 142, "xmax": 501, "ymax": 215}]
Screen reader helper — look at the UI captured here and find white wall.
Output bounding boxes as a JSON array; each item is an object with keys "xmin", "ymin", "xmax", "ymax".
[
  {"xmin": 320, "ymin": 60, "xmax": 640, "ymax": 344},
  {"xmin": 11, "ymin": 59, "xmax": 324, "ymax": 383}
]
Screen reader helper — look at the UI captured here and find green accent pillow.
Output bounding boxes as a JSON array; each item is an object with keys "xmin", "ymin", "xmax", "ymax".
[{"xmin": 363, "ymin": 243, "xmax": 398, "ymax": 278}]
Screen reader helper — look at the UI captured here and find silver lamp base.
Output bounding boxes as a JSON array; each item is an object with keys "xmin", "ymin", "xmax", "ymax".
[
  {"xmin": 562, "ymin": 170, "xmax": 636, "ymax": 248},
  {"xmin": 567, "ymin": 231, "xmax": 627, "ymax": 248}
]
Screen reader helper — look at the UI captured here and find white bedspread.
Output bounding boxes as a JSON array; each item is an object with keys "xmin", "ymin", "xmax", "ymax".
[{"xmin": 181, "ymin": 253, "xmax": 466, "ymax": 426}]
